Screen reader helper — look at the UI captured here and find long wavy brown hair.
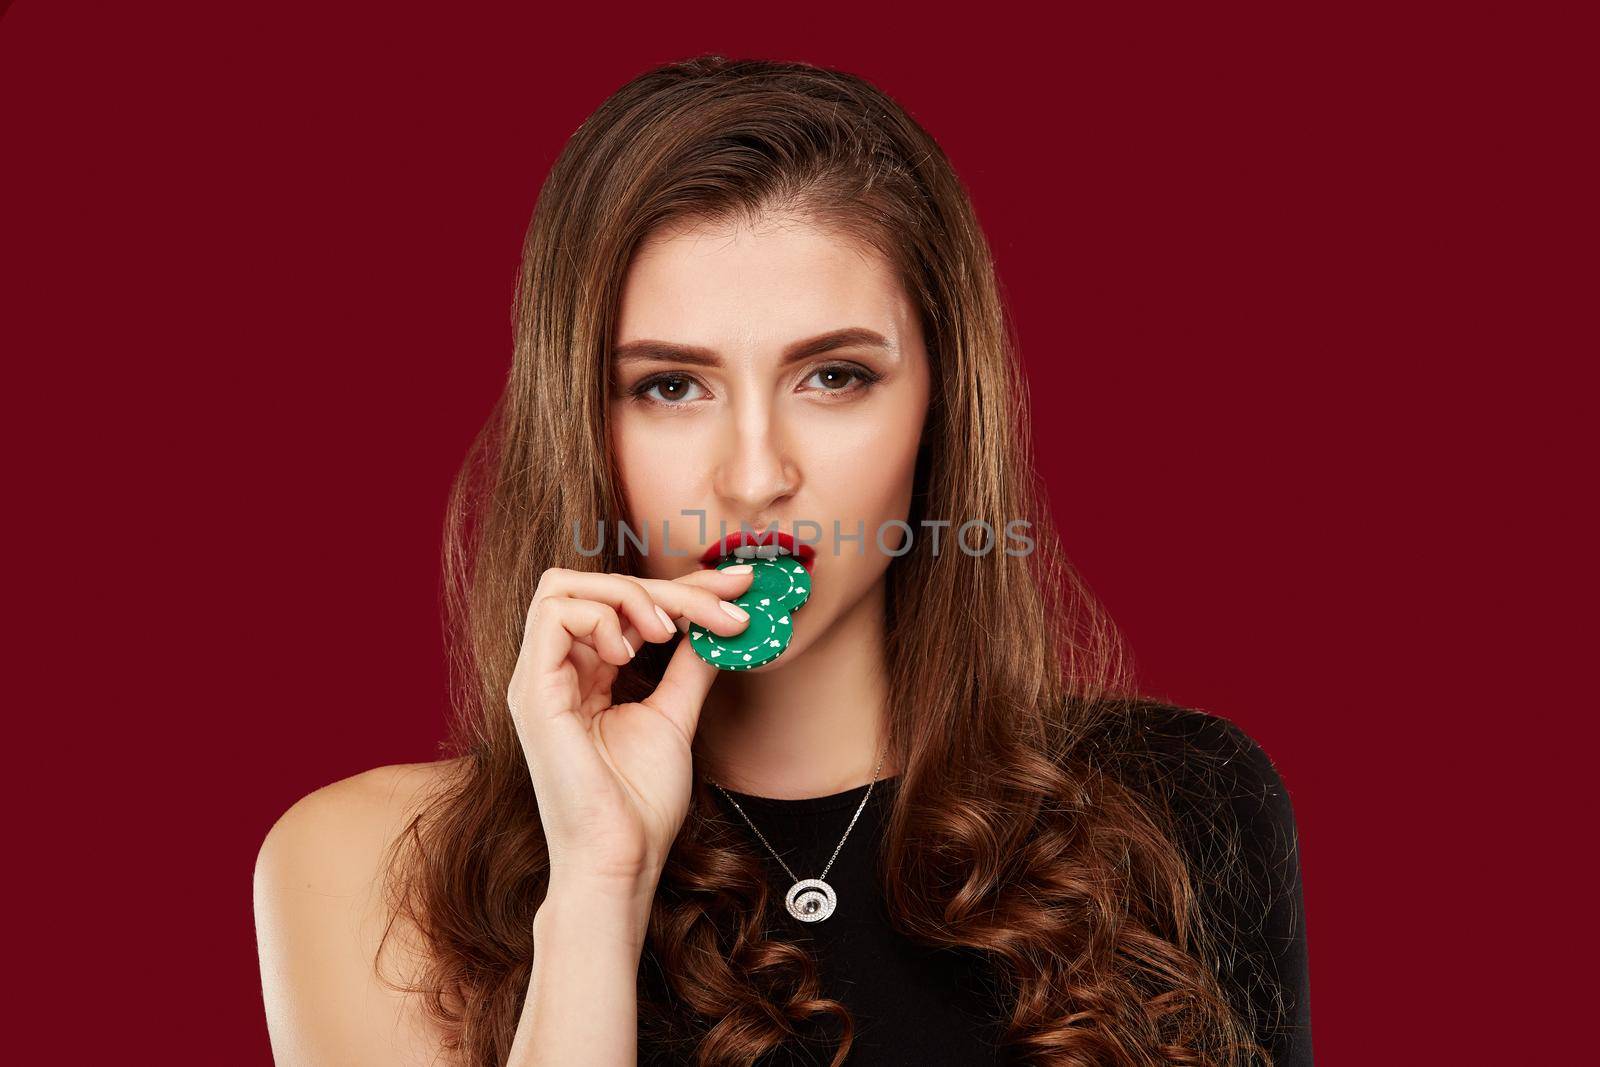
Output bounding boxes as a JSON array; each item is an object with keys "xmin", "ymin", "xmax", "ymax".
[{"xmin": 377, "ymin": 55, "xmax": 1273, "ymax": 1066}]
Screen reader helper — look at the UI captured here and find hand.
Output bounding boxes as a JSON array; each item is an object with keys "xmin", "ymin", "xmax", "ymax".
[{"xmin": 507, "ymin": 565, "xmax": 755, "ymax": 894}]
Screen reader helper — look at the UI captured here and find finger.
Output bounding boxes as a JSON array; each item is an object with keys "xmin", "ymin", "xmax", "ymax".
[
  {"xmin": 628, "ymin": 569, "xmax": 759, "ymax": 638},
  {"xmin": 661, "ymin": 565, "xmax": 761, "ymax": 597},
  {"xmin": 567, "ymin": 637, "xmax": 602, "ymax": 677},
  {"xmin": 532, "ymin": 569, "xmax": 722, "ymax": 644},
  {"xmin": 532, "ymin": 567, "xmax": 757, "ymax": 642},
  {"xmin": 646, "ymin": 630, "xmax": 719, "ymax": 742},
  {"xmin": 572, "ymin": 643, "xmax": 618, "ymax": 716},
  {"xmin": 528, "ymin": 597, "xmax": 635, "ymax": 676},
  {"xmin": 570, "ymin": 620, "xmax": 643, "ymax": 657}
]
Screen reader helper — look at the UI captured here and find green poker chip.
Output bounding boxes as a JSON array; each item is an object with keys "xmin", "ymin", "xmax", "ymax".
[{"xmin": 689, "ymin": 555, "xmax": 812, "ymax": 670}]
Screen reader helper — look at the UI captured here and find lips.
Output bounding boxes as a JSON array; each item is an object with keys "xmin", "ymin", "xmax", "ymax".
[{"xmin": 699, "ymin": 528, "xmax": 816, "ymax": 576}]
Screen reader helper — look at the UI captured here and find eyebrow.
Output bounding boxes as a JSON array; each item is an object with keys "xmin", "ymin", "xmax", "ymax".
[{"xmin": 611, "ymin": 327, "xmax": 894, "ymax": 368}]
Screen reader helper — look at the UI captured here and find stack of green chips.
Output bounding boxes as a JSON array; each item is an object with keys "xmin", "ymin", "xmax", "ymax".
[{"xmin": 689, "ymin": 554, "xmax": 813, "ymax": 670}]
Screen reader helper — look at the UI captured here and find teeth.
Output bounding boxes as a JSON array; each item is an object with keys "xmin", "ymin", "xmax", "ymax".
[{"xmin": 721, "ymin": 542, "xmax": 794, "ymax": 560}]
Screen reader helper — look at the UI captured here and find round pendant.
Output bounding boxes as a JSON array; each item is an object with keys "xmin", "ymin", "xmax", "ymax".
[{"xmin": 785, "ymin": 878, "xmax": 837, "ymax": 922}]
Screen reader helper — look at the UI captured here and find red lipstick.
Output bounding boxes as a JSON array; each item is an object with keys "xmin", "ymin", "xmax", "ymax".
[{"xmin": 698, "ymin": 528, "xmax": 816, "ymax": 576}]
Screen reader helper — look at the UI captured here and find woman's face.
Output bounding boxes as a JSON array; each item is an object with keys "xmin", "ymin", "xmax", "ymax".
[{"xmin": 609, "ymin": 213, "xmax": 931, "ymax": 667}]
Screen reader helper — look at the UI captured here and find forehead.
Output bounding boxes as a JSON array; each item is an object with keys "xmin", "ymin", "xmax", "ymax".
[{"xmin": 613, "ymin": 216, "xmax": 914, "ymax": 350}]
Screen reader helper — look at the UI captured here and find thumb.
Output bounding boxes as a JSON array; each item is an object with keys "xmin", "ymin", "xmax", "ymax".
[{"xmin": 646, "ymin": 633, "xmax": 718, "ymax": 742}]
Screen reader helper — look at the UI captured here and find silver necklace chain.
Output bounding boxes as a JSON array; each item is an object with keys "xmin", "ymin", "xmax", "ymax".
[{"xmin": 706, "ymin": 743, "xmax": 889, "ymax": 923}]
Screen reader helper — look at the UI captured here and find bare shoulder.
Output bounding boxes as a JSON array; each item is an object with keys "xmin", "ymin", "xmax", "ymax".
[
  {"xmin": 258, "ymin": 761, "xmax": 458, "ymax": 869},
  {"xmin": 253, "ymin": 758, "xmax": 468, "ymax": 1067}
]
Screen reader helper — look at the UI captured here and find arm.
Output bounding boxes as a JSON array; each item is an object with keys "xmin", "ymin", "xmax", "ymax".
[
  {"xmin": 1117, "ymin": 701, "xmax": 1313, "ymax": 1065},
  {"xmin": 253, "ymin": 763, "xmax": 452, "ymax": 1066},
  {"xmin": 254, "ymin": 762, "xmax": 664, "ymax": 1067},
  {"xmin": 1217, "ymin": 719, "xmax": 1313, "ymax": 1066},
  {"xmin": 508, "ymin": 874, "xmax": 656, "ymax": 1066},
  {"xmin": 1159, "ymin": 708, "xmax": 1314, "ymax": 1065}
]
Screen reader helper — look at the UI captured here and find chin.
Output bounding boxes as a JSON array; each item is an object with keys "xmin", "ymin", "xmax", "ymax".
[{"xmin": 755, "ymin": 628, "xmax": 818, "ymax": 671}]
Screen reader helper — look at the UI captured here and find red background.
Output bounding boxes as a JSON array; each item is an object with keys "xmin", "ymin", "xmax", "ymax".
[{"xmin": 3, "ymin": 3, "xmax": 1587, "ymax": 1062}]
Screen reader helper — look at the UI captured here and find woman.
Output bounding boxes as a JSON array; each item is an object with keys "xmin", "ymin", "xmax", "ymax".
[{"xmin": 254, "ymin": 56, "xmax": 1311, "ymax": 1066}]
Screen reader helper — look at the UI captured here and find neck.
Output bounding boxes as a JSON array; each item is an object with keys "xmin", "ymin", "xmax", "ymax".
[{"xmin": 693, "ymin": 574, "xmax": 896, "ymax": 800}]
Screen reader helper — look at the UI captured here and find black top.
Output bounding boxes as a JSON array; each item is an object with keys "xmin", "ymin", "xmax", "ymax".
[{"xmin": 644, "ymin": 703, "xmax": 1312, "ymax": 1065}]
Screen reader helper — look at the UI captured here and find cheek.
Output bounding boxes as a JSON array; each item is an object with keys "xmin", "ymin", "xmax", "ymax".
[
  {"xmin": 810, "ymin": 408, "xmax": 925, "ymax": 557},
  {"xmin": 613, "ymin": 418, "xmax": 654, "ymax": 499},
  {"xmin": 611, "ymin": 412, "xmax": 708, "ymax": 576},
  {"xmin": 611, "ymin": 415, "xmax": 675, "ymax": 524}
]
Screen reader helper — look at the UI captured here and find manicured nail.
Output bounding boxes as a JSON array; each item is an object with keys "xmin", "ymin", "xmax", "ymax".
[
  {"xmin": 721, "ymin": 563, "xmax": 753, "ymax": 574},
  {"xmin": 720, "ymin": 601, "xmax": 748, "ymax": 621},
  {"xmin": 622, "ymin": 635, "xmax": 636, "ymax": 658},
  {"xmin": 653, "ymin": 605, "xmax": 674, "ymax": 633}
]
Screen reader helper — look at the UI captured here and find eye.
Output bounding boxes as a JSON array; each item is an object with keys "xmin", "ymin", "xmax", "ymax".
[
  {"xmin": 630, "ymin": 373, "xmax": 706, "ymax": 406},
  {"xmin": 802, "ymin": 363, "xmax": 882, "ymax": 395}
]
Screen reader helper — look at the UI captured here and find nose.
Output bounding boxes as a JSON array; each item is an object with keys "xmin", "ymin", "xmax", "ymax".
[{"xmin": 711, "ymin": 394, "xmax": 800, "ymax": 513}]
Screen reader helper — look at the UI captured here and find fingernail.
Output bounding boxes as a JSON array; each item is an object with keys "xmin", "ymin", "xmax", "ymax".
[
  {"xmin": 622, "ymin": 635, "xmax": 636, "ymax": 658},
  {"xmin": 721, "ymin": 563, "xmax": 753, "ymax": 574},
  {"xmin": 653, "ymin": 604, "xmax": 674, "ymax": 632},
  {"xmin": 720, "ymin": 601, "xmax": 748, "ymax": 621}
]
